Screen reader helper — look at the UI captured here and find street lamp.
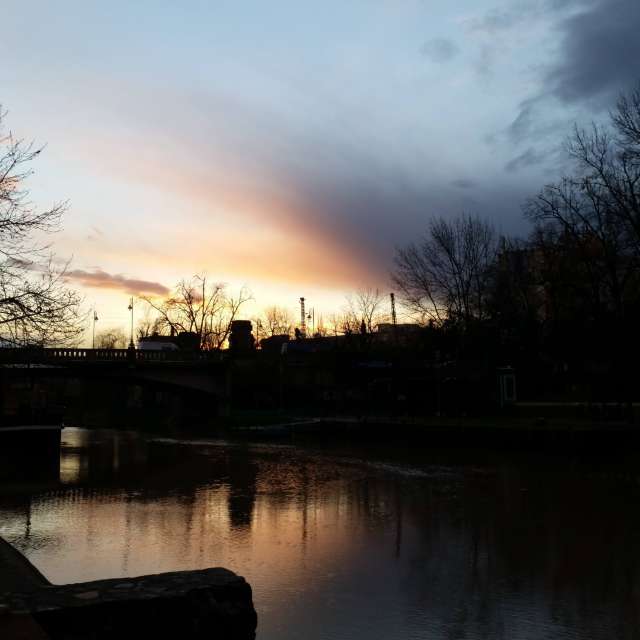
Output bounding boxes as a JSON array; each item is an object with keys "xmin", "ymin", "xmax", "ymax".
[
  {"xmin": 127, "ymin": 297, "xmax": 134, "ymax": 348},
  {"xmin": 92, "ymin": 309, "xmax": 98, "ymax": 349},
  {"xmin": 307, "ymin": 308, "xmax": 315, "ymax": 336}
]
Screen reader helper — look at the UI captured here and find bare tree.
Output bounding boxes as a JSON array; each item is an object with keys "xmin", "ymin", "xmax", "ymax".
[
  {"xmin": 612, "ymin": 83, "xmax": 640, "ymax": 153},
  {"xmin": 136, "ymin": 306, "xmax": 163, "ymax": 340},
  {"xmin": 314, "ymin": 315, "xmax": 329, "ymax": 337},
  {"xmin": 95, "ymin": 327, "xmax": 127, "ymax": 349},
  {"xmin": 261, "ymin": 305, "xmax": 293, "ymax": 336},
  {"xmin": 525, "ymin": 84, "xmax": 640, "ymax": 321},
  {"xmin": 326, "ymin": 311, "xmax": 358, "ymax": 336},
  {"xmin": 325, "ymin": 312, "xmax": 345, "ymax": 336},
  {"xmin": 141, "ymin": 274, "xmax": 252, "ymax": 350},
  {"xmin": 344, "ymin": 288, "xmax": 388, "ymax": 333},
  {"xmin": 393, "ymin": 214, "xmax": 497, "ymax": 329},
  {"xmin": 0, "ymin": 108, "xmax": 83, "ymax": 346}
]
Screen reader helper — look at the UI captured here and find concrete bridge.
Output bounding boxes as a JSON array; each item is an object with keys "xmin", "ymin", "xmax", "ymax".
[
  {"xmin": 0, "ymin": 347, "xmax": 218, "ymax": 363},
  {"xmin": 0, "ymin": 348, "xmax": 232, "ymax": 430},
  {"xmin": 0, "ymin": 347, "xmax": 229, "ymax": 394}
]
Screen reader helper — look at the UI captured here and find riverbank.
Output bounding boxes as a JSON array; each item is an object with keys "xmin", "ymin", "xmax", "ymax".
[{"xmin": 229, "ymin": 410, "xmax": 640, "ymax": 451}]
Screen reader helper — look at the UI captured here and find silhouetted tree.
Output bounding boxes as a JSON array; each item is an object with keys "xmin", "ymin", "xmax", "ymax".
[
  {"xmin": 136, "ymin": 307, "xmax": 163, "ymax": 340},
  {"xmin": 0, "ymin": 108, "xmax": 83, "ymax": 345},
  {"xmin": 327, "ymin": 311, "xmax": 358, "ymax": 335},
  {"xmin": 526, "ymin": 85, "xmax": 640, "ymax": 327},
  {"xmin": 508, "ymin": 82, "xmax": 640, "ymax": 401},
  {"xmin": 261, "ymin": 305, "xmax": 293, "ymax": 336},
  {"xmin": 344, "ymin": 287, "xmax": 388, "ymax": 333},
  {"xmin": 95, "ymin": 327, "xmax": 127, "ymax": 349},
  {"xmin": 393, "ymin": 214, "xmax": 498, "ymax": 330},
  {"xmin": 612, "ymin": 83, "xmax": 640, "ymax": 161},
  {"xmin": 314, "ymin": 316, "xmax": 330, "ymax": 337},
  {"xmin": 141, "ymin": 274, "xmax": 251, "ymax": 350}
]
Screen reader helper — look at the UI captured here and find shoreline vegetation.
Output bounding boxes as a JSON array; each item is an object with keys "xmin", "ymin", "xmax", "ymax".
[{"xmin": 60, "ymin": 405, "xmax": 640, "ymax": 451}]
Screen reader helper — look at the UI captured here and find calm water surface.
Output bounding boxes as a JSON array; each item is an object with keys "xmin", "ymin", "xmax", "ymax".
[{"xmin": 1, "ymin": 428, "xmax": 639, "ymax": 639}]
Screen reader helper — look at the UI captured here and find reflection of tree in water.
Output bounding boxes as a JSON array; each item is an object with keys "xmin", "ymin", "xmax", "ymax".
[
  {"xmin": 225, "ymin": 448, "xmax": 258, "ymax": 530},
  {"xmin": 395, "ymin": 462, "xmax": 640, "ymax": 640}
]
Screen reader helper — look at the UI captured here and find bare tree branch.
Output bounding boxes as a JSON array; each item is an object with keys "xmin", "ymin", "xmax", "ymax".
[
  {"xmin": 392, "ymin": 214, "xmax": 497, "ymax": 329},
  {"xmin": 0, "ymin": 109, "xmax": 83, "ymax": 346},
  {"xmin": 141, "ymin": 274, "xmax": 252, "ymax": 350}
]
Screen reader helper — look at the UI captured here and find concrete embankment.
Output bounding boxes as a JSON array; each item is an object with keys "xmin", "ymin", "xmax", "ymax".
[{"xmin": 0, "ymin": 537, "xmax": 257, "ymax": 639}]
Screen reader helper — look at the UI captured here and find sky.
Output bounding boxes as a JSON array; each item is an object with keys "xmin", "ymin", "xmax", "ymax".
[{"xmin": 2, "ymin": 0, "xmax": 639, "ymax": 339}]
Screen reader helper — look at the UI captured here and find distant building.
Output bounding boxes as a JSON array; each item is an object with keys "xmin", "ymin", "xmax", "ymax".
[
  {"xmin": 138, "ymin": 331, "xmax": 200, "ymax": 351},
  {"xmin": 137, "ymin": 334, "xmax": 179, "ymax": 351},
  {"xmin": 376, "ymin": 323, "xmax": 422, "ymax": 344},
  {"xmin": 259, "ymin": 334, "xmax": 290, "ymax": 354},
  {"xmin": 229, "ymin": 321, "xmax": 255, "ymax": 354}
]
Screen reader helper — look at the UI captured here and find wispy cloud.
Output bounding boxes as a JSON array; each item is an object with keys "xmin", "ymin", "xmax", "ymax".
[
  {"xmin": 451, "ymin": 178, "xmax": 477, "ymax": 190},
  {"xmin": 65, "ymin": 269, "xmax": 170, "ymax": 296},
  {"xmin": 421, "ymin": 38, "xmax": 460, "ymax": 63},
  {"xmin": 505, "ymin": 147, "xmax": 548, "ymax": 172}
]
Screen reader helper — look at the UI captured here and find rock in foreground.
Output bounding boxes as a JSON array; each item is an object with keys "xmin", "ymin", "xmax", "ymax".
[{"xmin": 1, "ymin": 567, "xmax": 257, "ymax": 640}]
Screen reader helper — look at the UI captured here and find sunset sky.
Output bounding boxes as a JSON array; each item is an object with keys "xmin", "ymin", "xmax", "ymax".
[{"xmin": 3, "ymin": 0, "xmax": 639, "ymax": 339}]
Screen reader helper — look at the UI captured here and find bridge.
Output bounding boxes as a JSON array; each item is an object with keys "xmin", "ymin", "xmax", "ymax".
[
  {"xmin": 0, "ymin": 346, "xmax": 224, "ymax": 365},
  {"xmin": 0, "ymin": 347, "xmax": 228, "ymax": 392},
  {"xmin": 0, "ymin": 348, "xmax": 232, "ymax": 430}
]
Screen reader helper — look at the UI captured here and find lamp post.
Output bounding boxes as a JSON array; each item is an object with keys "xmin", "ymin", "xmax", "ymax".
[
  {"xmin": 307, "ymin": 308, "xmax": 315, "ymax": 336},
  {"xmin": 92, "ymin": 309, "xmax": 98, "ymax": 349},
  {"xmin": 127, "ymin": 297, "xmax": 134, "ymax": 348}
]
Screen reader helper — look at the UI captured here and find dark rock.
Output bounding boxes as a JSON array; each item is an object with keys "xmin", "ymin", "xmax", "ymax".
[{"xmin": 1, "ymin": 531, "xmax": 258, "ymax": 639}]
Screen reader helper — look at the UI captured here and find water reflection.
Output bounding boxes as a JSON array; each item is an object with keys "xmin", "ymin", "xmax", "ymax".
[{"xmin": 1, "ymin": 428, "xmax": 639, "ymax": 639}]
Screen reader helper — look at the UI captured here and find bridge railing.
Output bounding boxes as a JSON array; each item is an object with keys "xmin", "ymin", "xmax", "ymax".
[
  {"xmin": 48, "ymin": 348, "xmax": 130, "ymax": 361},
  {"xmin": 0, "ymin": 347, "xmax": 223, "ymax": 364}
]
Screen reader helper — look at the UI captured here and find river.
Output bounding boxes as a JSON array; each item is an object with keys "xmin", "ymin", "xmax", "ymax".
[{"xmin": 0, "ymin": 428, "xmax": 638, "ymax": 639}]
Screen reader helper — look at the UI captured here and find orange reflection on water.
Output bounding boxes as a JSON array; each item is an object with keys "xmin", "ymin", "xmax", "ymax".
[{"xmin": 1, "ymin": 429, "xmax": 639, "ymax": 640}]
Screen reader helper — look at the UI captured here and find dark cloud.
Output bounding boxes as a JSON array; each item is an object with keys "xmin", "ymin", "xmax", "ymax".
[
  {"xmin": 469, "ymin": 0, "xmax": 583, "ymax": 35},
  {"xmin": 65, "ymin": 269, "xmax": 169, "ymax": 296},
  {"xmin": 505, "ymin": 96, "xmax": 573, "ymax": 144},
  {"xmin": 505, "ymin": 147, "xmax": 548, "ymax": 172},
  {"xmin": 467, "ymin": 1, "xmax": 589, "ymax": 80},
  {"xmin": 451, "ymin": 178, "xmax": 477, "ymax": 189},
  {"xmin": 468, "ymin": 3, "xmax": 531, "ymax": 34},
  {"xmin": 507, "ymin": 100, "xmax": 538, "ymax": 143},
  {"xmin": 466, "ymin": 2, "xmax": 551, "ymax": 76},
  {"xmin": 289, "ymin": 164, "xmax": 531, "ymax": 269},
  {"xmin": 421, "ymin": 38, "xmax": 459, "ymax": 63},
  {"xmin": 546, "ymin": 0, "xmax": 640, "ymax": 105},
  {"xmin": 503, "ymin": 0, "xmax": 639, "ymax": 150}
]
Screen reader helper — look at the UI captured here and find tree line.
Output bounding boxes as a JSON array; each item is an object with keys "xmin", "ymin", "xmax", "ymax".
[{"xmin": 391, "ymin": 85, "xmax": 640, "ymax": 398}]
